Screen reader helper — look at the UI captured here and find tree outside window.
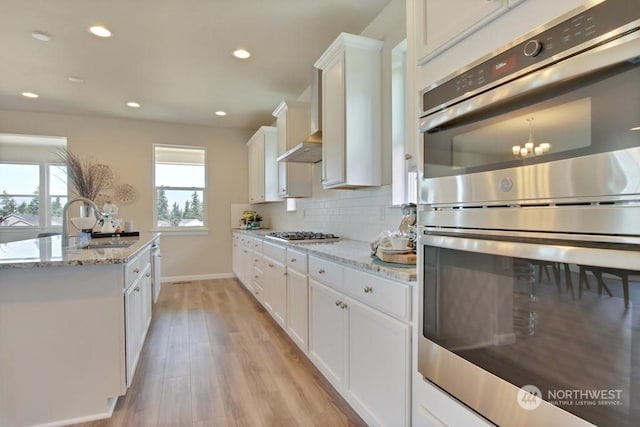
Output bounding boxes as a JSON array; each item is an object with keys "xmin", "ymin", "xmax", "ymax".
[{"xmin": 153, "ymin": 145, "xmax": 206, "ymax": 229}]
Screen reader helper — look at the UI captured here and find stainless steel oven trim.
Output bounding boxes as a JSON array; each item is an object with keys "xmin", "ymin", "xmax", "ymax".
[
  {"xmin": 419, "ymin": 147, "xmax": 640, "ymax": 207},
  {"xmin": 420, "ymin": 225, "xmax": 640, "ymax": 246},
  {"xmin": 418, "ymin": 202, "xmax": 640, "ymax": 241},
  {"xmin": 422, "ymin": 232, "xmax": 640, "ymax": 271},
  {"xmin": 420, "ymin": 28, "xmax": 640, "ymax": 131},
  {"xmin": 416, "ymin": 235, "xmax": 604, "ymax": 427}
]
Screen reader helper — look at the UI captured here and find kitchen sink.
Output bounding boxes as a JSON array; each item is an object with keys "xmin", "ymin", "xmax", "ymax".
[{"xmin": 76, "ymin": 240, "xmax": 135, "ymax": 249}]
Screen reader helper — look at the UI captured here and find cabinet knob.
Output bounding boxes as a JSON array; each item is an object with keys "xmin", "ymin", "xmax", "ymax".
[
  {"xmin": 340, "ymin": 302, "xmax": 348, "ymax": 309},
  {"xmin": 268, "ymin": 263, "xmax": 274, "ymax": 268},
  {"xmin": 364, "ymin": 286, "xmax": 373, "ymax": 293},
  {"xmin": 405, "ymin": 154, "xmax": 413, "ymax": 160},
  {"xmin": 133, "ymin": 268, "xmax": 140, "ymax": 274},
  {"xmin": 284, "ymin": 272, "xmax": 288, "ymax": 276},
  {"xmin": 134, "ymin": 286, "xmax": 140, "ymax": 292},
  {"xmin": 318, "ymin": 268, "xmax": 325, "ymax": 274},
  {"xmin": 335, "ymin": 300, "xmax": 341, "ymax": 306},
  {"xmin": 145, "ymin": 273, "xmax": 151, "ymax": 277},
  {"xmin": 291, "ymin": 258, "xmax": 296, "ymax": 263}
]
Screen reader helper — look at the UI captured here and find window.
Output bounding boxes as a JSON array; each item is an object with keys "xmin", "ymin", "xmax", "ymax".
[
  {"xmin": 153, "ymin": 145, "xmax": 207, "ymax": 230},
  {"xmin": 0, "ymin": 134, "xmax": 68, "ymax": 230}
]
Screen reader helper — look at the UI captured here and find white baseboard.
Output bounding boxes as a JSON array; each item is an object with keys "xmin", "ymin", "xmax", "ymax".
[{"xmin": 161, "ymin": 273, "xmax": 236, "ymax": 283}]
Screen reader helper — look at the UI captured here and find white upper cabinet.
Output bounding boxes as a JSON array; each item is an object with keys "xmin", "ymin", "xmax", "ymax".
[
  {"xmin": 415, "ymin": 0, "xmax": 508, "ymax": 64},
  {"xmin": 246, "ymin": 126, "xmax": 279, "ymax": 203},
  {"xmin": 272, "ymin": 101, "xmax": 313, "ymax": 198},
  {"xmin": 315, "ymin": 33, "xmax": 383, "ymax": 190}
]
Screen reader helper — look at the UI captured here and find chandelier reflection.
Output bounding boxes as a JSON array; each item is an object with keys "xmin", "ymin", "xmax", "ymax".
[{"xmin": 512, "ymin": 117, "xmax": 551, "ymax": 159}]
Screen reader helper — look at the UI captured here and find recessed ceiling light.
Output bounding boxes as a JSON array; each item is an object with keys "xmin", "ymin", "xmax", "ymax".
[
  {"xmin": 215, "ymin": 110, "xmax": 227, "ymax": 116},
  {"xmin": 31, "ymin": 30, "xmax": 51, "ymax": 41},
  {"xmin": 89, "ymin": 26, "xmax": 112, "ymax": 38},
  {"xmin": 22, "ymin": 92, "xmax": 39, "ymax": 98},
  {"xmin": 127, "ymin": 102, "xmax": 141, "ymax": 108},
  {"xmin": 232, "ymin": 49, "xmax": 251, "ymax": 59},
  {"xmin": 68, "ymin": 76, "xmax": 84, "ymax": 83}
]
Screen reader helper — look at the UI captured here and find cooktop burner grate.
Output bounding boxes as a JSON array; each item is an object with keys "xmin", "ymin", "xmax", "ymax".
[{"xmin": 266, "ymin": 231, "xmax": 340, "ymax": 242}]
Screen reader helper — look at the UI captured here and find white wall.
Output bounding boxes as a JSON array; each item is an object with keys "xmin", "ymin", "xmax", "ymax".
[
  {"xmin": 0, "ymin": 110, "xmax": 252, "ymax": 279},
  {"xmin": 262, "ymin": 0, "xmax": 408, "ymax": 243}
]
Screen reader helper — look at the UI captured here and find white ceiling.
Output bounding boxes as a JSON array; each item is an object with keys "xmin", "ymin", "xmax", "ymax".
[{"xmin": 0, "ymin": 0, "xmax": 392, "ymax": 130}]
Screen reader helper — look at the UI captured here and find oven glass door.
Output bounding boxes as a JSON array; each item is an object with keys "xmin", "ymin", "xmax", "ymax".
[
  {"xmin": 422, "ymin": 235, "xmax": 640, "ymax": 426},
  {"xmin": 422, "ymin": 61, "xmax": 639, "ymax": 179}
]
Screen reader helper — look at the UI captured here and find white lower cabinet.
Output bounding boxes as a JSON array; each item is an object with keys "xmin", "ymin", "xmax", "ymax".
[
  {"xmin": 309, "ymin": 280, "xmax": 347, "ymax": 388},
  {"xmin": 308, "ymin": 256, "xmax": 411, "ymax": 427},
  {"xmin": 124, "ymin": 248, "xmax": 153, "ymax": 387},
  {"xmin": 286, "ymin": 267, "xmax": 309, "ymax": 352},
  {"xmin": 264, "ymin": 256, "xmax": 286, "ymax": 327},
  {"xmin": 347, "ymin": 297, "xmax": 410, "ymax": 427},
  {"xmin": 232, "ymin": 234, "xmax": 411, "ymax": 427},
  {"xmin": 286, "ymin": 247, "xmax": 309, "ymax": 352}
]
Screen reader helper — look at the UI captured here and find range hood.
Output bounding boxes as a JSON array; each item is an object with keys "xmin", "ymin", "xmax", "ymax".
[{"xmin": 276, "ymin": 67, "xmax": 323, "ymax": 163}]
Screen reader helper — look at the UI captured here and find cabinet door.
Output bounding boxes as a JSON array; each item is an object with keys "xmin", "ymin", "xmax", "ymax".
[
  {"xmin": 242, "ymin": 247, "xmax": 255, "ymax": 293},
  {"xmin": 346, "ymin": 298, "xmax": 410, "ymax": 427},
  {"xmin": 141, "ymin": 264, "xmax": 152, "ymax": 335},
  {"xmin": 321, "ymin": 52, "xmax": 346, "ymax": 187},
  {"xmin": 416, "ymin": 0, "xmax": 508, "ymax": 64},
  {"xmin": 308, "ymin": 280, "xmax": 346, "ymax": 389},
  {"xmin": 125, "ymin": 278, "xmax": 142, "ymax": 387},
  {"xmin": 247, "ymin": 138, "xmax": 265, "ymax": 203},
  {"xmin": 265, "ymin": 258, "xmax": 287, "ymax": 328},
  {"xmin": 286, "ymin": 268, "xmax": 308, "ymax": 352}
]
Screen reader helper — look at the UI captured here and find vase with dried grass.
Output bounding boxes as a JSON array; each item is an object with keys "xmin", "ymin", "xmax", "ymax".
[{"xmin": 56, "ymin": 148, "xmax": 106, "ymax": 218}]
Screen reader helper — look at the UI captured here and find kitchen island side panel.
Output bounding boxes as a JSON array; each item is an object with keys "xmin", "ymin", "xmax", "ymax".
[{"xmin": 0, "ymin": 264, "xmax": 125, "ymax": 427}]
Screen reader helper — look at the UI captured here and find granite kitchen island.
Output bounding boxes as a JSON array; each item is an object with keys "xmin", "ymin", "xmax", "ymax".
[{"xmin": 0, "ymin": 233, "xmax": 160, "ymax": 427}]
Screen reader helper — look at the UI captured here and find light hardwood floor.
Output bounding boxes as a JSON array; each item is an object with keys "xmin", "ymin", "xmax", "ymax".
[{"xmin": 74, "ymin": 278, "xmax": 366, "ymax": 427}]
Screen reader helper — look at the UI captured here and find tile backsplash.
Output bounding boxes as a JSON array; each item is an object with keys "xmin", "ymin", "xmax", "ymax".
[{"xmin": 262, "ymin": 185, "xmax": 405, "ymax": 243}]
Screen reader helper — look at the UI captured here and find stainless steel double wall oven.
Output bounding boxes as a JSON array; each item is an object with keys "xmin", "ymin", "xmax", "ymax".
[{"xmin": 417, "ymin": 0, "xmax": 640, "ymax": 426}]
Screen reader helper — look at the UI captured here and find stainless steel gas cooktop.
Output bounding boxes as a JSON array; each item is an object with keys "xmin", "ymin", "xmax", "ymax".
[{"xmin": 265, "ymin": 231, "xmax": 340, "ymax": 243}]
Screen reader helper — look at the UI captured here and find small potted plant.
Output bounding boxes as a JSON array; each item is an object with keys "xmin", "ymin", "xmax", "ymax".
[{"xmin": 241, "ymin": 211, "xmax": 262, "ymax": 229}]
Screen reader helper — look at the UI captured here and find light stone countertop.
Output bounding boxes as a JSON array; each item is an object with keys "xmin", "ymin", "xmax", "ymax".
[
  {"xmin": 235, "ymin": 230, "xmax": 417, "ymax": 282},
  {"xmin": 0, "ymin": 232, "xmax": 161, "ymax": 269}
]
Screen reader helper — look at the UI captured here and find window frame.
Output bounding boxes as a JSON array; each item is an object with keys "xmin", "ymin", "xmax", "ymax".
[
  {"xmin": 152, "ymin": 144, "xmax": 208, "ymax": 234},
  {"xmin": 0, "ymin": 161, "xmax": 67, "ymax": 232}
]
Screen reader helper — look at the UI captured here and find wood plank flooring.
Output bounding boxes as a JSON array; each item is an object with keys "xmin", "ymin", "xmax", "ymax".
[{"xmin": 73, "ymin": 278, "xmax": 366, "ymax": 427}]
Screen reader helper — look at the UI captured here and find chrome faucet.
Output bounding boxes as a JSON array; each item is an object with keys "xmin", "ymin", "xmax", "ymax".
[{"xmin": 62, "ymin": 197, "xmax": 100, "ymax": 247}]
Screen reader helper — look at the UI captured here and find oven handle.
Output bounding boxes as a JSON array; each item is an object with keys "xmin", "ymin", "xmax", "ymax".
[
  {"xmin": 420, "ymin": 27, "xmax": 640, "ymax": 132},
  {"xmin": 421, "ymin": 233, "xmax": 640, "ymax": 271}
]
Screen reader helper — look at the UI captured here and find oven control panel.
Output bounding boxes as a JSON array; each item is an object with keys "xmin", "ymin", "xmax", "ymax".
[{"xmin": 421, "ymin": 0, "xmax": 638, "ymax": 116}]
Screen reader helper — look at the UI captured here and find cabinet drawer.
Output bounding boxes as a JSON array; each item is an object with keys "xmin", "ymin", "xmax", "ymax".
[
  {"xmin": 343, "ymin": 268, "xmax": 410, "ymax": 321},
  {"xmin": 253, "ymin": 252, "xmax": 263, "ymax": 271},
  {"xmin": 251, "ymin": 237, "xmax": 263, "ymax": 252},
  {"xmin": 309, "ymin": 256, "xmax": 342, "ymax": 290},
  {"xmin": 286, "ymin": 248, "xmax": 307, "ymax": 274},
  {"xmin": 263, "ymin": 241, "xmax": 286, "ymax": 264},
  {"xmin": 125, "ymin": 246, "xmax": 151, "ymax": 288},
  {"xmin": 253, "ymin": 267, "xmax": 263, "ymax": 289}
]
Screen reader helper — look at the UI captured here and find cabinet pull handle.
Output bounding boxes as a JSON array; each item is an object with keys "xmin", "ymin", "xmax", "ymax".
[
  {"xmin": 134, "ymin": 286, "xmax": 140, "ymax": 292},
  {"xmin": 291, "ymin": 258, "xmax": 296, "ymax": 262},
  {"xmin": 364, "ymin": 286, "xmax": 373, "ymax": 293},
  {"xmin": 133, "ymin": 268, "xmax": 140, "ymax": 274},
  {"xmin": 268, "ymin": 263, "xmax": 274, "ymax": 268},
  {"xmin": 318, "ymin": 268, "xmax": 325, "ymax": 274},
  {"xmin": 405, "ymin": 153, "xmax": 413, "ymax": 160},
  {"xmin": 335, "ymin": 300, "xmax": 341, "ymax": 306}
]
